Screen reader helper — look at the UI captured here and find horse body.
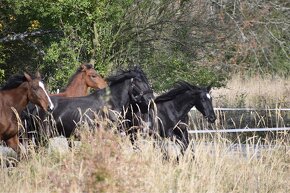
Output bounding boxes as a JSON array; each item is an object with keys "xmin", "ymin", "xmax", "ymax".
[
  {"xmin": 50, "ymin": 82, "xmax": 131, "ymax": 137},
  {"xmin": 29, "ymin": 67, "xmax": 153, "ymax": 140},
  {"xmin": 150, "ymin": 81, "xmax": 216, "ymax": 151},
  {"xmin": 0, "ymin": 73, "xmax": 53, "ymax": 153}
]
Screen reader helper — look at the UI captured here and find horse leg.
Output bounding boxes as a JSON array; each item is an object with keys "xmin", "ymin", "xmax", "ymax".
[{"xmin": 5, "ymin": 135, "xmax": 21, "ymax": 159}]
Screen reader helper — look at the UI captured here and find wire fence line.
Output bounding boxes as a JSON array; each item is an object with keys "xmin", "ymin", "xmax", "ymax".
[
  {"xmin": 188, "ymin": 127, "xmax": 290, "ymax": 134},
  {"xmin": 189, "ymin": 107, "xmax": 290, "ymax": 134},
  {"xmin": 191, "ymin": 107, "xmax": 290, "ymax": 111}
]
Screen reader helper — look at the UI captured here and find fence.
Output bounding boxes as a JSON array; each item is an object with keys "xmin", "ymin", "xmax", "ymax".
[
  {"xmin": 188, "ymin": 127, "xmax": 290, "ymax": 134},
  {"xmin": 188, "ymin": 107, "xmax": 290, "ymax": 134},
  {"xmin": 212, "ymin": 107, "xmax": 290, "ymax": 111},
  {"xmin": 190, "ymin": 107, "xmax": 290, "ymax": 111}
]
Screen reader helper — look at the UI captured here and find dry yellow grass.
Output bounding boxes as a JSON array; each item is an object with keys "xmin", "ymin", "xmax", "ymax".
[
  {"xmin": 212, "ymin": 74, "xmax": 290, "ymax": 108},
  {"xmin": 1, "ymin": 129, "xmax": 289, "ymax": 193}
]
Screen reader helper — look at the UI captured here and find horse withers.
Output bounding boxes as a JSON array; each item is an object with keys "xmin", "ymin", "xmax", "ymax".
[{"xmin": 0, "ymin": 72, "xmax": 53, "ymax": 156}]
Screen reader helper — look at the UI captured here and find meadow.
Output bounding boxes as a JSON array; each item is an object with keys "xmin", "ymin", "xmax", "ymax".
[
  {"xmin": 0, "ymin": 75, "xmax": 290, "ymax": 193},
  {"xmin": 212, "ymin": 74, "xmax": 290, "ymax": 108}
]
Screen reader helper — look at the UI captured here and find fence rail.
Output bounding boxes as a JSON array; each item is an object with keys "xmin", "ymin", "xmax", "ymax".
[
  {"xmin": 214, "ymin": 107, "xmax": 290, "ymax": 111},
  {"xmin": 189, "ymin": 107, "xmax": 290, "ymax": 134},
  {"xmin": 191, "ymin": 107, "xmax": 290, "ymax": 111},
  {"xmin": 188, "ymin": 127, "xmax": 290, "ymax": 134}
]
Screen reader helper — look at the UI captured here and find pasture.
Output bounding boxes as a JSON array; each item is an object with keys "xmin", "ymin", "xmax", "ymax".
[{"xmin": 0, "ymin": 74, "xmax": 290, "ymax": 193}]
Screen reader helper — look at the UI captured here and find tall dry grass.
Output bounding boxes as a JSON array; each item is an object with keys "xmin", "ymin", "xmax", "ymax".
[
  {"xmin": 212, "ymin": 74, "xmax": 290, "ymax": 108},
  {"xmin": 0, "ymin": 129, "xmax": 289, "ymax": 193}
]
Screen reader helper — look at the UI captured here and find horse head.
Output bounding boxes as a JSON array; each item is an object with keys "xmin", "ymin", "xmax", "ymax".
[
  {"xmin": 81, "ymin": 63, "xmax": 107, "ymax": 89},
  {"xmin": 107, "ymin": 66, "xmax": 154, "ymax": 113},
  {"xmin": 191, "ymin": 85, "xmax": 216, "ymax": 123},
  {"xmin": 127, "ymin": 67, "xmax": 154, "ymax": 113},
  {"xmin": 25, "ymin": 72, "xmax": 54, "ymax": 111}
]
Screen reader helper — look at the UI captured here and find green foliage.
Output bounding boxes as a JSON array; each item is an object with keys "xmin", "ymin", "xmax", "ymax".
[
  {"xmin": 42, "ymin": 39, "xmax": 80, "ymax": 91},
  {"xmin": 1, "ymin": 0, "xmax": 134, "ymax": 90},
  {"xmin": 0, "ymin": 0, "xmax": 288, "ymax": 91},
  {"xmin": 0, "ymin": 44, "xmax": 5, "ymax": 84},
  {"xmin": 148, "ymin": 52, "xmax": 227, "ymax": 91},
  {"xmin": 0, "ymin": 69, "xmax": 4, "ymax": 84}
]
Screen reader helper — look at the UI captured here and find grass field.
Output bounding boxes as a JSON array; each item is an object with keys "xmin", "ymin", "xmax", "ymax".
[
  {"xmin": 1, "ymin": 74, "xmax": 290, "ymax": 193},
  {"xmin": 1, "ymin": 130, "xmax": 289, "ymax": 193},
  {"xmin": 212, "ymin": 74, "xmax": 290, "ymax": 108}
]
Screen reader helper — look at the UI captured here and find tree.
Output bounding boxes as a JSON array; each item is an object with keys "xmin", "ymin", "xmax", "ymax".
[{"xmin": 1, "ymin": 0, "xmax": 288, "ymax": 90}]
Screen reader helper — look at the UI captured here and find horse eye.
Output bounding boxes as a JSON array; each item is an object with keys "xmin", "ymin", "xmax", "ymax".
[
  {"xmin": 32, "ymin": 86, "xmax": 38, "ymax": 90},
  {"xmin": 91, "ymin": 75, "xmax": 97, "ymax": 78}
]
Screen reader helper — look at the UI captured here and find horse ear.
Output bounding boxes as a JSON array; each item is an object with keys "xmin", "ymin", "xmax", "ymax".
[
  {"xmin": 207, "ymin": 85, "xmax": 212, "ymax": 92},
  {"xmin": 81, "ymin": 64, "xmax": 87, "ymax": 71},
  {"xmin": 24, "ymin": 72, "xmax": 32, "ymax": 82},
  {"xmin": 35, "ymin": 71, "xmax": 41, "ymax": 79}
]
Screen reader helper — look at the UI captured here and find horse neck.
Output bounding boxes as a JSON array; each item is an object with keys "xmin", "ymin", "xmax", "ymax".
[
  {"xmin": 107, "ymin": 81, "xmax": 131, "ymax": 111},
  {"xmin": 3, "ymin": 84, "xmax": 30, "ymax": 112},
  {"xmin": 60, "ymin": 72, "xmax": 88, "ymax": 97},
  {"xmin": 159, "ymin": 91, "xmax": 198, "ymax": 119}
]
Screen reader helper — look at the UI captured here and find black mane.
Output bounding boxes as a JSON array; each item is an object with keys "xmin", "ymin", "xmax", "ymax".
[
  {"xmin": 65, "ymin": 63, "xmax": 94, "ymax": 87},
  {"xmin": 0, "ymin": 74, "xmax": 28, "ymax": 91},
  {"xmin": 106, "ymin": 66, "xmax": 149, "ymax": 86},
  {"xmin": 155, "ymin": 81, "xmax": 203, "ymax": 102}
]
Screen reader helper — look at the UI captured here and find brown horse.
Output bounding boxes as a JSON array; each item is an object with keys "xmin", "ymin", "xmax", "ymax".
[
  {"xmin": 50, "ymin": 63, "xmax": 107, "ymax": 97},
  {"xmin": 0, "ymin": 72, "xmax": 54, "ymax": 155}
]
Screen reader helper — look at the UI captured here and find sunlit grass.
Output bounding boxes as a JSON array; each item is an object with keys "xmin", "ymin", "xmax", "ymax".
[
  {"xmin": 212, "ymin": 74, "xmax": 290, "ymax": 108},
  {"xmin": 1, "ymin": 127, "xmax": 289, "ymax": 193}
]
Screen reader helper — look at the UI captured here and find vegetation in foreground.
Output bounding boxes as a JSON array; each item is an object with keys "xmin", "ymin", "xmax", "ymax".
[{"xmin": 0, "ymin": 127, "xmax": 289, "ymax": 193}]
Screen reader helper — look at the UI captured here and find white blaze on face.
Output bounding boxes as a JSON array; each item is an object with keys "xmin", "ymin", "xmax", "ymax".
[
  {"xmin": 206, "ymin": 93, "xmax": 211, "ymax": 100},
  {"xmin": 39, "ymin": 81, "xmax": 54, "ymax": 110}
]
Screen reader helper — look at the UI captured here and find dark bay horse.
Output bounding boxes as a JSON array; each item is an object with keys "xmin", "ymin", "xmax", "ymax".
[
  {"xmin": 30, "ymin": 67, "xmax": 154, "ymax": 141},
  {"xmin": 50, "ymin": 63, "xmax": 107, "ymax": 97},
  {"xmin": 148, "ymin": 81, "xmax": 216, "ymax": 153},
  {"xmin": 0, "ymin": 72, "xmax": 54, "ymax": 154}
]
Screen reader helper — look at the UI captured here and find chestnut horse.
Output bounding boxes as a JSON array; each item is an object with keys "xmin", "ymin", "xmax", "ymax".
[
  {"xmin": 50, "ymin": 63, "xmax": 107, "ymax": 97},
  {"xmin": 0, "ymin": 72, "xmax": 54, "ymax": 155}
]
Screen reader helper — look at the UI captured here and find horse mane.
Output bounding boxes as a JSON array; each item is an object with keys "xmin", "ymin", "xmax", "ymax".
[
  {"xmin": 106, "ymin": 66, "xmax": 149, "ymax": 86},
  {"xmin": 155, "ymin": 81, "xmax": 203, "ymax": 102},
  {"xmin": 0, "ymin": 74, "xmax": 28, "ymax": 91},
  {"xmin": 65, "ymin": 63, "xmax": 94, "ymax": 88}
]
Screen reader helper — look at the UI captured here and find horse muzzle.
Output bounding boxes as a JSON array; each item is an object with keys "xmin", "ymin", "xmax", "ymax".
[
  {"xmin": 207, "ymin": 115, "xmax": 216, "ymax": 123},
  {"xmin": 48, "ymin": 104, "xmax": 54, "ymax": 112}
]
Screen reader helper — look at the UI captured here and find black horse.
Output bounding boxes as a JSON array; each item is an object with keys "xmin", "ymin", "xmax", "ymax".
[
  {"xmin": 147, "ymin": 81, "xmax": 216, "ymax": 152},
  {"xmin": 24, "ymin": 66, "xmax": 154, "ymax": 142}
]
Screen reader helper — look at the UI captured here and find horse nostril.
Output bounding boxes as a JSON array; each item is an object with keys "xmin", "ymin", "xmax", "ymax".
[{"xmin": 209, "ymin": 116, "xmax": 216, "ymax": 123}]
